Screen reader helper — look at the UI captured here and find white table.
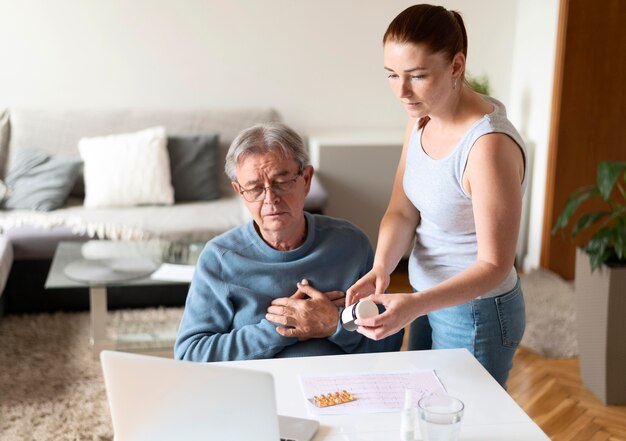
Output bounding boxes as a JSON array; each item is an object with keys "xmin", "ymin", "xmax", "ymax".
[{"xmin": 223, "ymin": 349, "xmax": 549, "ymax": 440}]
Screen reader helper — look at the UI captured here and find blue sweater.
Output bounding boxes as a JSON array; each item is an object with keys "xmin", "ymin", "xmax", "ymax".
[{"xmin": 175, "ymin": 212, "xmax": 403, "ymax": 362}]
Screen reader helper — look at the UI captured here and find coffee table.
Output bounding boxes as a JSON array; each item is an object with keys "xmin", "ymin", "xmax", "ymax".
[{"xmin": 45, "ymin": 240, "xmax": 203, "ymax": 355}]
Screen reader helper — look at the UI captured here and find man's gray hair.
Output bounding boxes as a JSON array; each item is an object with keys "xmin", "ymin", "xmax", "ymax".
[{"xmin": 225, "ymin": 122, "xmax": 310, "ymax": 181}]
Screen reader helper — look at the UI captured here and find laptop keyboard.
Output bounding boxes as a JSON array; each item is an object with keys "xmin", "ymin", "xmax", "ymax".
[{"xmin": 280, "ymin": 438, "xmax": 296, "ymax": 441}]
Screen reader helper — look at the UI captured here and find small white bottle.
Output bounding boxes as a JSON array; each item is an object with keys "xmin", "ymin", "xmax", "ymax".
[
  {"xmin": 341, "ymin": 299, "xmax": 379, "ymax": 331},
  {"xmin": 400, "ymin": 389, "xmax": 415, "ymax": 441}
]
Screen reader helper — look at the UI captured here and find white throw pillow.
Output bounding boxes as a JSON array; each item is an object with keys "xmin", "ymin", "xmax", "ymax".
[{"xmin": 79, "ymin": 127, "xmax": 174, "ymax": 207}]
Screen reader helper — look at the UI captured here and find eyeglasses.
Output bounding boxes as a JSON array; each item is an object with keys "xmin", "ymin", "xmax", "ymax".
[{"xmin": 236, "ymin": 172, "xmax": 303, "ymax": 202}]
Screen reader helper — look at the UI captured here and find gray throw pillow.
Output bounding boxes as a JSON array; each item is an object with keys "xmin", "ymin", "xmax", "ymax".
[
  {"xmin": 167, "ymin": 134, "xmax": 221, "ymax": 202},
  {"xmin": 3, "ymin": 148, "xmax": 82, "ymax": 211}
]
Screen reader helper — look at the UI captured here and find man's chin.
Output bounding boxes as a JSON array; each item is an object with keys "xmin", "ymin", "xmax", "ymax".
[{"xmin": 259, "ymin": 215, "xmax": 287, "ymax": 229}]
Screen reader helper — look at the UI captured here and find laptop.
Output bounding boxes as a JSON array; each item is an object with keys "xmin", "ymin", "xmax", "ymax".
[{"xmin": 100, "ymin": 350, "xmax": 319, "ymax": 441}]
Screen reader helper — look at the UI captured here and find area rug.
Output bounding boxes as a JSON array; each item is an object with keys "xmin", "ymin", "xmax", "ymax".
[
  {"xmin": 519, "ymin": 269, "xmax": 578, "ymax": 358},
  {"xmin": 0, "ymin": 307, "xmax": 184, "ymax": 441}
]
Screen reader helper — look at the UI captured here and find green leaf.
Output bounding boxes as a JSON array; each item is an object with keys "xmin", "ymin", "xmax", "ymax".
[
  {"xmin": 585, "ymin": 227, "xmax": 611, "ymax": 252},
  {"xmin": 571, "ymin": 211, "xmax": 610, "ymax": 237},
  {"xmin": 583, "ymin": 226, "xmax": 625, "ymax": 270},
  {"xmin": 554, "ymin": 160, "xmax": 626, "ymax": 270},
  {"xmin": 597, "ymin": 161, "xmax": 626, "ymax": 201},
  {"xmin": 608, "ymin": 206, "xmax": 626, "ymax": 224},
  {"xmin": 551, "ymin": 186, "xmax": 597, "ymax": 234},
  {"xmin": 584, "ymin": 240, "xmax": 608, "ymax": 272},
  {"xmin": 615, "ymin": 226, "xmax": 626, "ymax": 260},
  {"xmin": 618, "ymin": 181, "xmax": 626, "ymax": 200}
]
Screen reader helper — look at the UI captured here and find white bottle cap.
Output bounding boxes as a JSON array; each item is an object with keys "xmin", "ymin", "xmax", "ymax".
[{"xmin": 341, "ymin": 299, "xmax": 379, "ymax": 331}]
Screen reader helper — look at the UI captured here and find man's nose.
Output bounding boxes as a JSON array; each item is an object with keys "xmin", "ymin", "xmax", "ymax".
[{"xmin": 263, "ymin": 186, "xmax": 280, "ymax": 203}]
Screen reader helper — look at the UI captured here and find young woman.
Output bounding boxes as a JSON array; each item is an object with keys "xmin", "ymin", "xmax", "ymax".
[{"xmin": 346, "ymin": 4, "xmax": 526, "ymax": 387}]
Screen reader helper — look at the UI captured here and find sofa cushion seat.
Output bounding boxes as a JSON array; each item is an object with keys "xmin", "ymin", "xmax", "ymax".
[
  {"xmin": 3, "ymin": 225, "xmax": 87, "ymax": 260},
  {"xmin": 0, "ymin": 195, "xmax": 251, "ymax": 242}
]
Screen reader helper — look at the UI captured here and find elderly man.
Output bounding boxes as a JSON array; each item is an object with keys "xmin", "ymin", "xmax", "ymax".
[{"xmin": 174, "ymin": 122, "xmax": 403, "ymax": 362}]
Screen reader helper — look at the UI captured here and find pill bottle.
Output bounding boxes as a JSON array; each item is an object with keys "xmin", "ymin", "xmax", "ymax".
[{"xmin": 341, "ymin": 299, "xmax": 379, "ymax": 331}]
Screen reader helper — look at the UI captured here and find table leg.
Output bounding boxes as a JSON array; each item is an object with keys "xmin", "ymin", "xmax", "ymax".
[{"xmin": 90, "ymin": 286, "xmax": 114, "ymax": 355}]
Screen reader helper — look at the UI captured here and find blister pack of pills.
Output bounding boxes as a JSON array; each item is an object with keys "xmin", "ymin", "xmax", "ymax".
[{"xmin": 311, "ymin": 390, "xmax": 356, "ymax": 407}]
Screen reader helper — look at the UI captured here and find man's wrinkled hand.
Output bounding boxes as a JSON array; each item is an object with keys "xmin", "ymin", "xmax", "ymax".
[{"xmin": 266, "ymin": 280, "xmax": 342, "ymax": 340}]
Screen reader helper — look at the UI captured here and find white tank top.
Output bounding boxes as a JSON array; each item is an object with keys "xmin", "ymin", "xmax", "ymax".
[{"xmin": 403, "ymin": 96, "xmax": 526, "ymax": 298}]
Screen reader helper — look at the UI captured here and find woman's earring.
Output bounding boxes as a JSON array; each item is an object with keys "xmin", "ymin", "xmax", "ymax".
[{"xmin": 453, "ymin": 78, "xmax": 458, "ymax": 90}]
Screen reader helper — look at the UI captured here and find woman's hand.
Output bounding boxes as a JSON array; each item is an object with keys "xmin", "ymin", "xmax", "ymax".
[
  {"xmin": 346, "ymin": 268, "xmax": 390, "ymax": 306},
  {"xmin": 354, "ymin": 293, "xmax": 420, "ymax": 340}
]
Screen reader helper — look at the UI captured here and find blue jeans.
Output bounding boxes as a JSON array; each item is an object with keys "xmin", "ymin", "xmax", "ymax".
[{"xmin": 408, "ymin": 277, "xmax": 525, "ymax": 388}]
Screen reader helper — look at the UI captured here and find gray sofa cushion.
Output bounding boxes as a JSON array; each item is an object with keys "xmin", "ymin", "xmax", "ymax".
[
  {"xmin": 3, "ymin": 148, "xmax": 82, "ymax": 211},
  {"xmin": 167, "ymin": 134, "xmax": 221, "ymax": 202}
]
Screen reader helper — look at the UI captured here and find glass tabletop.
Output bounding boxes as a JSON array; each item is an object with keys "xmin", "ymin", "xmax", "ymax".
[{"xmin": 45, "ymin": 240, "xmax": 205, "ymax": 289}]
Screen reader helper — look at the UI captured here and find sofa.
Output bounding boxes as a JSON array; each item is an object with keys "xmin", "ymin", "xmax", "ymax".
[{"xmin": 0, "ymin": 108, "xmax": 326, "ymax": 314}]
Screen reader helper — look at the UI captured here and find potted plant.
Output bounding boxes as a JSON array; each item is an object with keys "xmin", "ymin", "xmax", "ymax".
[{"xmin": 553, "ymin": 160, "xmax": 626, "ymax": 405}]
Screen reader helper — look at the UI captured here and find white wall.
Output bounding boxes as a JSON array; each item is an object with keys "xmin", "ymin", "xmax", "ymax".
[
  {"xmin": 0, "ymin": 0, "xmax": 557, "ymax": 268},
  {"xmin": 507, "ymin": 0, "xmax": 560, "ymax": 272},
  {"xmin": 0, "ymin": 0, "xmax": 517, "ymax": 134}
]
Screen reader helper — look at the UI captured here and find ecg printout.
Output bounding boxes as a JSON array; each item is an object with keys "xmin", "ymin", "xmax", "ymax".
[{"xmin": 300, "ymin": 369, "xmax": 447, "ymax": 415}]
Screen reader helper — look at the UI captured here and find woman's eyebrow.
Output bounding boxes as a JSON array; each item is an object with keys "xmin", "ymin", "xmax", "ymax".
[{"xmin": 384, "ymin": 66, "xmax": 428, "ymax": 72}]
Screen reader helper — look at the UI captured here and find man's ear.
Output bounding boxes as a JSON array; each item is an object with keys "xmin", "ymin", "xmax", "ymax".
[
  {"xmin": 302, "ymin": 165, "xmax": 314, "ymax": 195},
  {"xmin": 231, "ymin": 181, "xmax": 240, "ymax": 194}
]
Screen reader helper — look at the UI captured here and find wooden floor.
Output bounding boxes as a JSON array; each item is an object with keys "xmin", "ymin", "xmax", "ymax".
[
  {"xmin": 509, "ymin": 348, "xmax": 626, "ymax": 440},
  {"xmin": 388, "ymin": 264, "xmax": 626, "ymax": 440}
]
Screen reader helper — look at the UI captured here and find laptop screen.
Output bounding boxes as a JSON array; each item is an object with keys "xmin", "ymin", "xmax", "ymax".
[{"xmin": 100, "ymin": 351, "xmax": 318, "ymax": 441}]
